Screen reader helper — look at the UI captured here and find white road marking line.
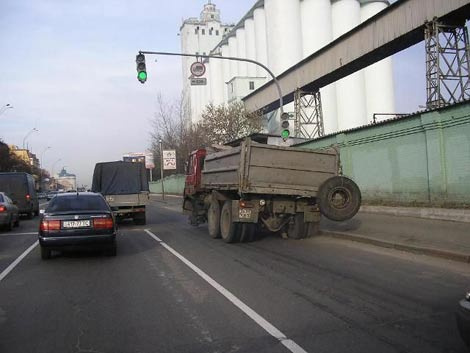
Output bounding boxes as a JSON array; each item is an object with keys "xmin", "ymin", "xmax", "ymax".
[
  {"xmin": 144, "ymin": 229, "xmax": 308, "ymax": 353},
  {"xmin": 0, "ymin": 232, "xmax": 37, "ymax": 237},
  {"xmin": 0, "ymin": 241, "xmax": 39, "ymax": 282}
]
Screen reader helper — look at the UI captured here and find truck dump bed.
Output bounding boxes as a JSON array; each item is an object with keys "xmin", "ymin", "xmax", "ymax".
[{"xmin": 202, "ymin": 139, "xmax": 338, "ymax": 197}]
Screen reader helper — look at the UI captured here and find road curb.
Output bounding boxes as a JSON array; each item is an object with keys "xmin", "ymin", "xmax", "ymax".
[
  {"xmin": 360, "ymin": 205, "xmax": 470, "ymax": 223},
  {"xmin": 322, "ymin": 230, "xmax": 470, "ymax": 263}
]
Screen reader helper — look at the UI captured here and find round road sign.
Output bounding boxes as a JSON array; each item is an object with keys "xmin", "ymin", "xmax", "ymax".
[{"xmin": 190, "ymin": 62, "xmax": 206, "ymax": 77}]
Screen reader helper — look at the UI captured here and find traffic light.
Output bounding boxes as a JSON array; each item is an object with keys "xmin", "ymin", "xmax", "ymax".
[
  {"xmin": 280, "ymin": 112, "xmax": 290, "ymax": 140},
  {"xmin": 136, "ymin": 53, "xmax": 147, "ymax": 84}
]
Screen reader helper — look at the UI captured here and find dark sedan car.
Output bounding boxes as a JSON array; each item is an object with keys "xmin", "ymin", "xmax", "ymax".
[
  {"xmin": 457, "ymin": 291, "xmax": 470, "ymax": 349},
  {"xmin": 39, "ymin": 192, "xmax": 117, "ymax": 259},
  {"xmin": 0, "ymin": 192, "xmax": 20, "ymax": 230}
]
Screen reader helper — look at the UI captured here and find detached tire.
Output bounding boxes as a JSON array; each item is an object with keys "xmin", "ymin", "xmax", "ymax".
[
  {"xmin": 220, "ymin": 201, "xmax": 240, "ymax": 243},
  {"xmin": 207, "ymin": 199, "xmax": 221, "ymax": 239},
  {"xmin": 318, "ymin": 176, "xmax": 361, "ymax": 222}
]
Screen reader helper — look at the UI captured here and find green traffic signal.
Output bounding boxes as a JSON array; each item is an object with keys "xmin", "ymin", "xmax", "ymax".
[
  {"xmin": 136, "ymin": 53, "xmax": 147, "ymax": 84},
  {"xmin": 138, "ymin": 70, "xmax": 147, "ymax": 83},
  {"xmin": 281, "ymin": 129, "xmax": 290, "ymax": 140}
]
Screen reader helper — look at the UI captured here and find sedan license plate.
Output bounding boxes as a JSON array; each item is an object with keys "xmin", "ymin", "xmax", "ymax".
[
  {"xmin": 62, "ymin": 220, "xmax": 91, "ymax": 228},
  {"xmin": 239, "ymin": 208, "xmax": 252, "ymax": 219}
]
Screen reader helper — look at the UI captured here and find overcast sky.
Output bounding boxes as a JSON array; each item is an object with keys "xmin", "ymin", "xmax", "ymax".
[{"xmin": 0, "ymin": 0, "xmax": 429, "ymax": 186}]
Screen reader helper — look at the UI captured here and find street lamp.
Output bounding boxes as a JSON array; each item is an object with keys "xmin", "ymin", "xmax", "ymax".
[
  {"xmin": 40, "ymin": 147, "xmax": 51, "ymax": 191},
  {"xmin": 23, "ymin": 128, "xmax": 39, "ymax": 149},
  {"xmin": 0, "ymin": 104, "xmax": 13, "ymax": 116}
]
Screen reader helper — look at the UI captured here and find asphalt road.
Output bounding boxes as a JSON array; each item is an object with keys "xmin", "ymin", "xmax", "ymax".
[{"xmin": 0, "ymin": 198, "xmax": 468, "ymax": 353}]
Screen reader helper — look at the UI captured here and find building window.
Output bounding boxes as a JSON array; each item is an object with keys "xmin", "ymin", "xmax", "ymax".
[
  {"xmin": 195, "ymin": 28, "xmax": 198, "ymax": 34},
  {"xmin": 231, "ymin": 83, "xmax": 234, "ymax": 93},
  {"xmin": 195, "ymin": 51, "xmax": 199, "ymax": 56},
  {"xmin": 249, "ymin": 81, "xmax": 255, "ymax": 90},
  {"xmin": 202, "ymin": 29, "xmax": 205, "ymax": 35},
  {"xmin": 216, "ymin": 30, "xmax": 219, "ymax": 36},
  {"xmin": 209, "ymin": 28, "xmax": 213, "ymax": 35},
  {"xmin": 211, "ymin": 14, "xmax": 214, "ymax": 19}
]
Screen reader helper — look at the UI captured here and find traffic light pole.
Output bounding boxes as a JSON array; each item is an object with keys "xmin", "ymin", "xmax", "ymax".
[{"xmin": 138, "ymin": 50, "xmax": 284, "ymax": 117}]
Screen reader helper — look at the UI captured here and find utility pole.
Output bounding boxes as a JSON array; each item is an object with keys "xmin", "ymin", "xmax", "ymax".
[{"xmin": 159, "ymin": 139, "xmax": 165, "ymax": 201}]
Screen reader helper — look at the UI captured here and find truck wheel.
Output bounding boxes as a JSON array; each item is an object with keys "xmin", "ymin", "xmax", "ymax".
[
  {"xmin": 288, "ymin": 213, "xmax": 307, "ymax": 239},
  {"xmin": 239, "ymin": 223, "xmax": 256, "ymax": 243},
  {"xmin": 318, "ymin": 176, "xmax": 361, "ymax": 222},
  {"xmin": 207, "ymin": 200, "xmax": 221, "ymax": 239},
  {"xmin": 220, "ymin": 201, "xmax": 241, "ymax": 243}
]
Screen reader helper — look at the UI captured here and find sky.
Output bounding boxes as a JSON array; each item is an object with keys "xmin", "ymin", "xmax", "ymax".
[{"xmin": 0, "ymin": 0, "xmax": 432, "ymax": 186}]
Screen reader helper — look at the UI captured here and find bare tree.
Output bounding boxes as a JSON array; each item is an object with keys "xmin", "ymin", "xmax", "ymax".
[
  {"xmin": 149, "ymin": 95, "xmax": 264, "ymax": 179},
  {"xmin": 200, "ymin": 101, "xmax": 263, "ymax": 145}
]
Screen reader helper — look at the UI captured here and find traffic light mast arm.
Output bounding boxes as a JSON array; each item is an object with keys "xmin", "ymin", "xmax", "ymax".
[{"xmin": 138, "ymin": 50, "xmax": 284, "ymax": 116}]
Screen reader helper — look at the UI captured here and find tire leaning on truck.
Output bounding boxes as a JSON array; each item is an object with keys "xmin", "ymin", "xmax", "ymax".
[{"xmin": 317, "ymin": 176, "xmax": 361, "ymax": 222}]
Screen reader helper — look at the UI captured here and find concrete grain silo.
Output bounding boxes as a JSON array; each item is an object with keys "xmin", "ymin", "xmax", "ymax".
[
  {"xmin": 221, "ymin": 44, "xmax": 231, "ymax": 102},
  {"xmin": 332, "ymin": 0, "xmax": 367, "ymax": 130},
  {"xmin": 236, "ymin": 28, "xmax": 248, "ymax": 77},
  {"xmin": 209, "ymin": 53, "xmax": 224, "ymax": 105},
  {"xmin": 253, "ymin": 6, "xmax": 268, "ymax": 77},
  {"xmin": 300, "ymin": 0, "xmax": 338, "ymax": 134},
  {"xmin": 244, "ymin": 17, "xmax": 257, "ymax": 78},
  {"xmin": 228, "ymin": 36, "xmax": 239, "ymax": 80},
  {"xmin": 360, "ymin": 0, "xmax": 395, "ymax": 123}
]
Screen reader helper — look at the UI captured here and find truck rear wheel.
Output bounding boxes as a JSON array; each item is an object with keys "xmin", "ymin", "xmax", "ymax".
[
  {"xmin": 220, "ymin": 201, "xmax": 240, "ymax": 243},
  {"xmin": 207, "ymin": 199, "xmax": 221, "ymax": 239},
  {"xmin": 318, "ymin": 176, "xmax": 361, "ymax": 222}
]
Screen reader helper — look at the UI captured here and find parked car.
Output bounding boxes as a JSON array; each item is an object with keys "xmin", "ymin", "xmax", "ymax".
[
  {"xmin": 38, "ymin": 192, "xmax": 117, "ymax": 259},
  {"xmin": 457, "ymin": 291, "xmax": 470, "ymax": 349},
  {"xmin": 0, "ymin": 172, "xmax": 39, "ymax": 218},
  {"xmin": 0, "ymin": 192, "xmax": 20, "ymax": 230},
  {"xmin": 37, "ymin": 192, "xmax": 47, "ymax": 199}
]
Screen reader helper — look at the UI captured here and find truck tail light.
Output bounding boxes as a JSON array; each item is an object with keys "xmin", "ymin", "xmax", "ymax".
[
  {"xmin": 239, "ymin": 200, "xmax": 254, "ymax": 208},
  {"xmin": 0, "ymin": 206, "xmax": 6, "ymax": 212},
  {"xmin": 93, "ymin": 217, "xmax": 114, "ymax": 229},
  {"xmin": 26, "ymin": 194, "xmax": 31, "ymax": 200},
  {"xmin": 40, "ymin": 220, "xmax": 61, "ymax": 231}
]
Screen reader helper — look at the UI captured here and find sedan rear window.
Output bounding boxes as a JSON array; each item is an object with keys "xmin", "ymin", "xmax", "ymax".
[
  {"xmin": 47, "ymin": 195, "xmax": 109, "ymax": 212},
  {"xmin": 0, "ymin": 194, "xmax": 4, "ymax": 202}
]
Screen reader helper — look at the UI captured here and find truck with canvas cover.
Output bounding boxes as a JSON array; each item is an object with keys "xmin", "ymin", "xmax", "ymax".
[
  {"xmin": 183, "ymin": 138, "xmax": 361, "ymax": 243},
  {"xmin": 92, "ymin": 161, "xmax": 149, "ymax": 225},
  {"xmin": 0, "ymin": 172, "xmax": 39, "ymax": 218}
]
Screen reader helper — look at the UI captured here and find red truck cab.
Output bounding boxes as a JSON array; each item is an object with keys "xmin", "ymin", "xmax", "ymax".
[{"xmin": 184, "ymin": 148, "xmax": 206, "ymax": 196}]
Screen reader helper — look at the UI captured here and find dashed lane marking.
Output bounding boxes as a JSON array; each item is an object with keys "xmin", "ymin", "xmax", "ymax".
[
  {"xmin": 0, "ymin": 241, "xmax": 38, "ymax": 282},
  {"xmin": 144, "ymin": 229, "xmax": 309, "ymax": 353}
]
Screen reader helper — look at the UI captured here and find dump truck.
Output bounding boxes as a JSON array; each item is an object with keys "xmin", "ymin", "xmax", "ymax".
[
  {"xmin": 92, "ymin": 161, "xmax": 149, "ymax": 225},
  {"xmin": 183, "ymin": 138, "xmax": 361, "ymax": 243}
]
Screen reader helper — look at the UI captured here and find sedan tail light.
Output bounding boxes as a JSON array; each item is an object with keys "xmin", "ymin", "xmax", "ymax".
[
  {"xmin": 40, "ymin": 220, "xmax": 61, "ymax": 231},
  {"xmin": 0, "ymin": 206, "xmax": 6, "ymax": 213},
  {"xmin": 26, "ymin": 194, "xmax": 31, "ymax": 201},
  {"xmin": 93, "ymin": 217, "xmax": 114, "ymax": 230}
]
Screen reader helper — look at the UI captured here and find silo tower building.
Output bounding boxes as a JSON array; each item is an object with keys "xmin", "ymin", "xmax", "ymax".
[
  {"xmin": 180, "ymin": 2, "xmax": 234, "ymax": 122},
  {"xmin": 181, "ymin": 0, "xmax": 395, "ymax": 135}
]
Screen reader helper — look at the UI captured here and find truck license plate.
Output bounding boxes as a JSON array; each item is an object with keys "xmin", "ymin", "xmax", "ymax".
[
  {"xmin": 239, "ymin": 209, "xmax": 252, "ymax": 219},
  {"xmin": 62, "ymin": 220, "xmax": 91, "ymax": 228}
]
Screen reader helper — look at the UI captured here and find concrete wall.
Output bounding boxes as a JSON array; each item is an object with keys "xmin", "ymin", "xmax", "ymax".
[
  {"xmin": 296, "ymin": 102, "xmax": 470, "ymax": 208},
  {"xmin": 149, "ymin": 174, "xmax": 186, "ymax": 195}
]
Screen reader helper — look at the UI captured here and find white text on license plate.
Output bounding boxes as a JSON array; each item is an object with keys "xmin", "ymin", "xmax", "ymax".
[
  {"xmin": 62, "ymin": 220, "xmax": 91, "ymax": 228},
  {"xmin": 239, "ymin": 209, "xmax": 252, "ymax": 219}
]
